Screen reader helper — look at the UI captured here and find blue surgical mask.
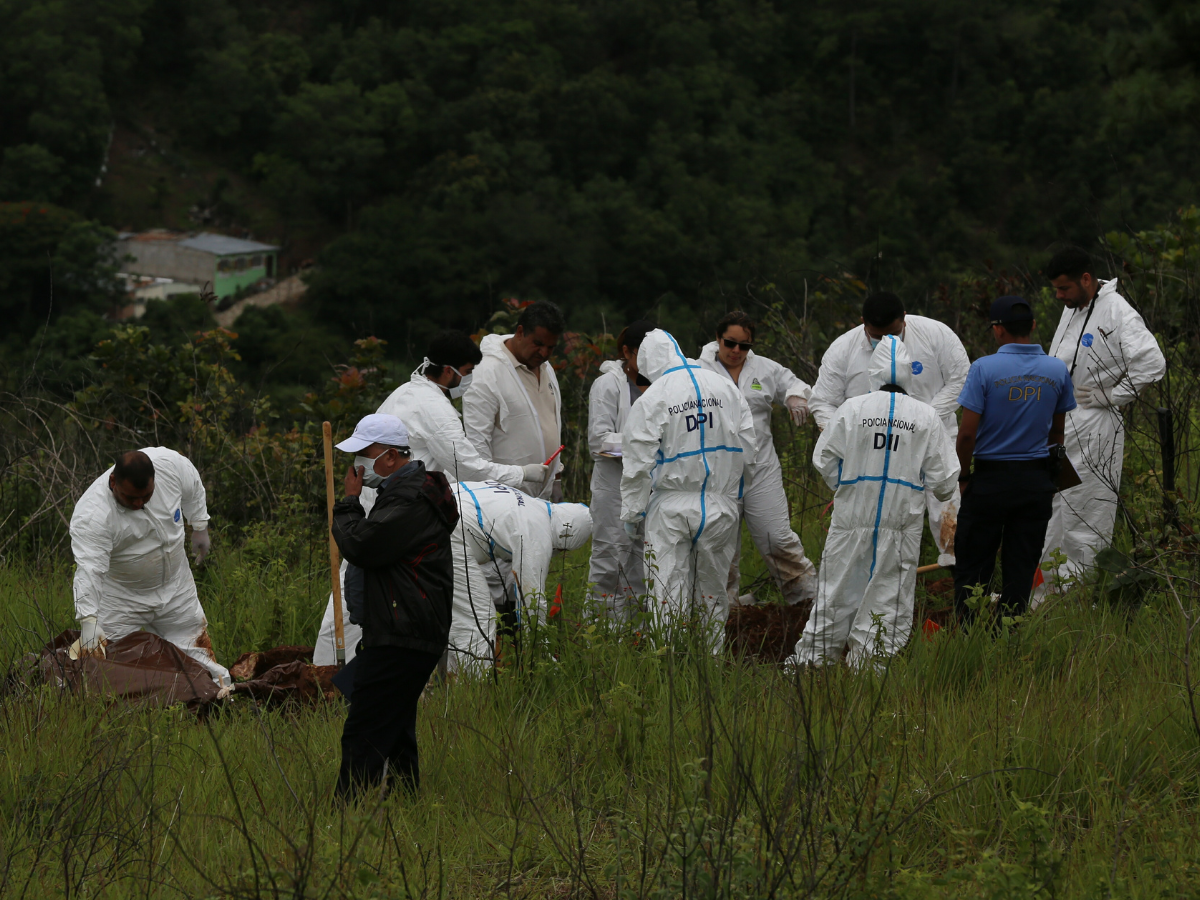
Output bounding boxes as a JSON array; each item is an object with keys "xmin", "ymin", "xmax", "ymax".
[{"xmin": 869, "ymin": 337, "xmax": 880, "ymax": 350}]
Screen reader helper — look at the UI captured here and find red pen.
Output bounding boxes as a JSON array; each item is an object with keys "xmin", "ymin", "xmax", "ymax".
[{"xmin": 543, "ymin": 444, "xmax": 565, "ymax": 466}]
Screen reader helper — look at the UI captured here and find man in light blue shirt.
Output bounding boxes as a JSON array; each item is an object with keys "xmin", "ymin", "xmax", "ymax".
[{"xmin": 953, "ymin": 296, "xmax": 1076, "ymax": 623}]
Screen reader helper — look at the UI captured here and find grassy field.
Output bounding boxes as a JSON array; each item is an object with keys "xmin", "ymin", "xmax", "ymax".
[{"xmin": 3, "ymin": 518, "xmax": 1200, "ymax": 899}]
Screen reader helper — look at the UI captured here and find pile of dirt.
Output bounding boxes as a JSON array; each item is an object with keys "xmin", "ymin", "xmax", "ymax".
[{"xmin": 726, "ymin": 602, "xmax": 813, "ymax": 663}]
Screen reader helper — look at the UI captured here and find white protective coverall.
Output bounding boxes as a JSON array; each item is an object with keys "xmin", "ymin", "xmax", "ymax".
[
  {"xmin": 453, "ymin": 481, "xmax": 592, "ymax": 631},
  {"xmin": 314, "ymin": 370, "xmax": 527, "ymax": 665},
  {"xmin": 462, "ymin": 333, "xmax": 562, "ymax": 499},
  {"xmin": 620, "ymin": 330, "xmax": 757, "ymax": 643},
  {"xmin": 69, "ymin": 447, "xmax": 230, "ymax": 685},
  {"xmin": 587, "ymin": 359, "xmax": 645, "ymax": 615},
  {"xmin": 698, "ymin": 342, "xmax": 818, "ymax": 606},
  {"xmin": 793, "ymin": 337, "xmax": 959, "ymax": 668},
  {"xmin": 1039, "ymin": 278, "xmax": 1166, "ymax": 587},
  {"xmin": 808, "ymin": 315, "xmax": 969, "ymax": 567}
]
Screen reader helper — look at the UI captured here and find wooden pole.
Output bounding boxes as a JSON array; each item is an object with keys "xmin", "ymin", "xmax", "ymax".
[
  {"xmin": 916, "ymin": 563, "xmax": 943, "ymax": 575},
  {"xmin": 323, "ymin": 421, "xmax": 346, "ymax": 669}
]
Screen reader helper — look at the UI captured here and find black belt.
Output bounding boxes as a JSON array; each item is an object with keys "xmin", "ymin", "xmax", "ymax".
[{"xmin": 974, "ymin": 457, "xmax": 1049, "ymax": 473}]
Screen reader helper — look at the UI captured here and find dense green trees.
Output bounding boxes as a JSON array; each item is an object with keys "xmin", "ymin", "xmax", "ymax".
[{"xmin": 2, "ymin": 0, "xmax": 1198, "ymax": 358}]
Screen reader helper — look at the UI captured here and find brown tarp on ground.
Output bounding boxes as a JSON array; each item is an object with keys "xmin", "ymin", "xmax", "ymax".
[
  {"xmin": 40, "ymin": 630, "xmax": 220, "ymax": 708},
  {"xmin": 34, "ymin": 634, "xmax": 338, "ymax": 710}
]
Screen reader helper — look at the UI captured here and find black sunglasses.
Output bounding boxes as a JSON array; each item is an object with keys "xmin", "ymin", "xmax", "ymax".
[{"xmin": 722, "ymin": 337, "xmax": 753, "ymax": 352}]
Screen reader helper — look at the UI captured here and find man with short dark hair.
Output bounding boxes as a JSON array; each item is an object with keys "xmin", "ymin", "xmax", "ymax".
[
  {"xmin": 953, "ymin": 297, "xmax": 1075, "ymax": 623},
  {"xmin": 463, "ymin": 301, "xmax": 564, "ymax": 500},
  {"xmin": 332, "ymin": 413, "xmax": 458, "ymax": 800},
  {"xmin": 1038, "ymin": 247, "xmax": 1166, "ymax": 595},
  {"xmin": 809, "ymin": 292, "xmax": 970, "ymax": 568},
  {"xmin": 69, "ymin": 447, "xmax": 228, "ymax": 683}
]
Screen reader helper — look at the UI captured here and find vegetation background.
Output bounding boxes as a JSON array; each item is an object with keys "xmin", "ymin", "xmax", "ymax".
[{"xmin": 2, "ymin": 0, "xmax": 1200, "ymax": 896}]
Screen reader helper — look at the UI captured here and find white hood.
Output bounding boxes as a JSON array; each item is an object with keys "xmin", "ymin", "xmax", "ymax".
[
  {"xmin": 550, "ymin": 503, "xmax": 593, "ymax": 551},
  {"xmin": 599, "ymin": 359, "xmax": 624, "ymax": 377},
  {"xmin": 868, "ymin": 335, "xmax": 913, "ymax": 392},
  {"xmin": 637, "ymin": 329, "xmax": 690, "ymax": 383},
  {"xmin": 480, "ymin": 332, "xmax": 513, "ymax": 360}
]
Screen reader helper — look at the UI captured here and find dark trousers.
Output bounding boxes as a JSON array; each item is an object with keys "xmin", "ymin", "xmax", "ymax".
[
  {"xmin": 954, "ymin": 471, "xmax": 1054, "ymax": 624},
  {"xmin": 336, "ymin": 645, "xmax": 442, "ymax": 802}
]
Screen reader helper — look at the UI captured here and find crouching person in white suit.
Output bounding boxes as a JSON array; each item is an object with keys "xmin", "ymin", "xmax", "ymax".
[
  {"xmin": 791, "ymin": 337, "xmax": 959, "ymax": 669},
  {"xmin": 69, "ymin": 448, "xmax": 230, "ymax": 685},
  {"xmin": 449, "ymin": 482, "xmax": 592, "ymax": 665}
]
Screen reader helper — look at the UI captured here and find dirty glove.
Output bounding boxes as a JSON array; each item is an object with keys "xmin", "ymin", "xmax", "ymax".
[
  {"xmin": 786, "ymin": 396, "xmax": 809, "ymax": 427},
  {"xmin": 78, "ymin": 615, "xmax": 106, "ymax": 656},
  {"xmin": 522, "ymin": 463, "xmax": 550, "ymax": 485},
  {"xmin": 624, "ymin": 520, "xmax": 641, "ymax": 538},
  {"xmin": 191, "ymin": 528, "xmax": 212, "ymax": 564},
  {"xmin": 1073, "ymin": 384, "xmax": 1114, "ymax": 410}
]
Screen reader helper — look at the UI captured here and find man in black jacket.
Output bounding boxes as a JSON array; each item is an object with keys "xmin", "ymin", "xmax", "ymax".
[{"xmin": 331, "ymin": 413, "xmax": 459, "ymax": 800}]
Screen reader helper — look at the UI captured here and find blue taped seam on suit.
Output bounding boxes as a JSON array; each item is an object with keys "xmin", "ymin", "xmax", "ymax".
[
  {"xmin": 665, "ymin": 332, "xmax": 711, "ymax": 545},
  {"xmin": 458, "ymin": 482, "xmax": 513, "ymax": 558},
  {"xmin": 869, "ymin": 345, "xmax": 900, "ymax": 578},
  {"xmin": 659, "ymin": 444, "xmax": 744, "ymax": 464}
]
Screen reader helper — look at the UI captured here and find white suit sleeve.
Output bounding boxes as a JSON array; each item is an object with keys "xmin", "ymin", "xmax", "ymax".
[
  {"xmin": 931, "ymin": 327, "xmax": 970, "ymax": 421},
  {"xmin": 812, "ymin": 411, "xmax": 849, "ymax": 491},
  {"xmin": 588, "ymin": 375, "xmax": 619, "ymax": 458},
  {"xmin": 808, "ymin": 341, "xmax": 848, "ymax": 429},
  {"xmin": 1110, "ymin": 305, "xmax": 1166, "ymax": 407},
  {"xmin": 70, "ymin": 494, "xmax": 113, "ymax": 620},
  {"xmin": 770, "ymin": 359, "xmax": 812, "ymax": 403},
  {"xmin": 426, "ymin": 405, "xmax": 524, "ymax": 487},
  {"xmin": 174, "ymin": 452, "xmax": 210, "ymax": 530},
  {"xmin": 461, "ymin": 377, "xmax": 500, "ymax": 461},
  {"xmin": 512, "ymin": 532, "xmax": 552, "ymax": 609},
  {"xmin": 620, "ymin": 393, "xmax": 662, "ymax": 522},
  {"xmin": 922, "ymin": 412, "xmax": 961, "ymax": 502}
]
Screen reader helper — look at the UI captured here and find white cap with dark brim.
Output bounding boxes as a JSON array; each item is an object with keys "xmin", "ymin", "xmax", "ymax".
[{"xmin": 335, "ymin": 413, "xmax": 411, "ymax": 453}]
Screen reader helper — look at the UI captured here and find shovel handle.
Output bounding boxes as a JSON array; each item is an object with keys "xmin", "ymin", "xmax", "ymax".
[{"xmin": 323, "ymin": 422, "xmax": 346, "ymax": 668}]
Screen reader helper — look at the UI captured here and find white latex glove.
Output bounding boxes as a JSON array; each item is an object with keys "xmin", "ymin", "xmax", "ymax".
[
  {"xmin": 623, "ymin": 520, "xmax": 641, "ymax": 538},
  {"xmin": 786, "ymin": 396, "xmax": 809, "ymax": 427},
  {"xmin": 522, "ymin": 463, "xmax": 550, "ymax": 485},
  {"xmin": 79, "ymin": 616, "xmax": 106, "ymax": 653},
  {"xmin": 191, "ymin": 528, "xmax": 212, "ymax": 564},
  {"xmin": 1073, "ymin": 384, "xmax": 1114, "ymax": 409}
]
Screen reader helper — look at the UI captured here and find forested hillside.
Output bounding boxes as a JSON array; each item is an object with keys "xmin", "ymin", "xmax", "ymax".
[{"xmin": 3, "ymin": 0, "xmax": 1198, "ymax": 361}]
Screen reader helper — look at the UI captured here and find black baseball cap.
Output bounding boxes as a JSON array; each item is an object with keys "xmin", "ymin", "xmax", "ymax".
[{"xmin": 989, "ymin": 295, "xmax": 1034, "ymax": 326}]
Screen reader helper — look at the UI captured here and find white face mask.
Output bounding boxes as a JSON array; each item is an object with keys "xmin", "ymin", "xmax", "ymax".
[
  {"xmin": 868, "ymin": 336, "xmax": 881, "ymax": 350},
  {"xmin": 353, "ymin": 453, "xmax": 386, "ymax": 488},
  {"xmin": 448, "ymin": 369, "xmax": 473, "ymax": 399}
]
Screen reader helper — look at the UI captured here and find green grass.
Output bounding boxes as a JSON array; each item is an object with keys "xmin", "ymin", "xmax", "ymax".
[{"xmin": 3, "ymin": 531, "xmax": 1200, "ymax": 898}]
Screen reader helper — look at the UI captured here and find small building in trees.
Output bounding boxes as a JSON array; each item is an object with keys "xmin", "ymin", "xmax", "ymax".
[{"xmin": 116, "ymin": 230, "xmax": 279, "ymax": 299}]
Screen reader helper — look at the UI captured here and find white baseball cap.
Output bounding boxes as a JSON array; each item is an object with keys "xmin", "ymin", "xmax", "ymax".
[{"xmin": 335, "ymin": 413, "xmax": 411, "ymax": 453}]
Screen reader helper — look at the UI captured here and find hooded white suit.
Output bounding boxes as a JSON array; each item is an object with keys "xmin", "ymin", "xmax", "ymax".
[
  {"xmin": 620, "ymin": 330, "xmax": 757, "ymax": 642},
  {"xmin": 698, "ymin": 342, "xmax": 818, "ymax": 606},
  {"xmin": 793, "ymin": 337, "xmax": 959, "ymax": 668},
  {"xmin": 1040, "ymin": 279, "xmax": 1166, "ymax": 587},
  {"xmin": 808, "ymin": 315, "xmax": 969, "ymax": 567},
  {"xmin": 587, "ymin": 359, "xmax": 645, "ymax": 615},
  {"xmin": 69, "ymin": 447, "xmax": 229, "ymax": 685},
  {"xmin": 462, "ymin": 333, "xmax": 562, "ymax": 500}
]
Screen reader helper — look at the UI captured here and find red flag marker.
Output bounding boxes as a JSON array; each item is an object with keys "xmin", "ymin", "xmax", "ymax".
[{"xmin": 544, "ymin": 444, "xmax": 565, "ymax": 466}]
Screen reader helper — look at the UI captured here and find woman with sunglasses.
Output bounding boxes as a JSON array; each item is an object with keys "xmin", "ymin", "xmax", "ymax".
[{"xmin": 698, "ymin": 311, "xmax": 818, "ymax": 609}]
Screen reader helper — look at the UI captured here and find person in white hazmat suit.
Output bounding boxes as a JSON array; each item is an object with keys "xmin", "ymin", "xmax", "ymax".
[
  {"xmin": 587, "ymin": 319, "xmax": 655, "ymax": 618},
  {"xmin": 808, "ymin": 292, "xmax": 969, "ymax": 568},
  {"xmin": 791, "ymin": 336, "xmax": 959, "ymax": 668},
  {"xmin": 462, "ymin": 301, "xmax": 565, "ymax": 501},
  {"xmin": 620, "ymin": 329, "xmax": 758, "ymax": 646},
  {"xmin": 450, "ymin": 481, "xmax": 592, "ymax": 663},
  {"xmin": 313, "ymin": 332, "xmax": 550, "ymax": 666},
  {"xmin": 698, "ymin": 310, "xmax": 818, "ymax": 608},
  {"xmin": 69, "ymin": 448, "xmax": 230, "ymax": 685},
  {"xmin": 1038, "ymin": 248, "xmax": 1167, "ymax": 593}
]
